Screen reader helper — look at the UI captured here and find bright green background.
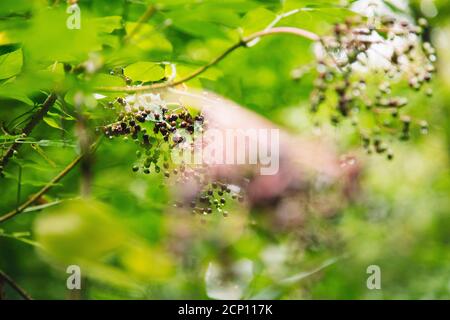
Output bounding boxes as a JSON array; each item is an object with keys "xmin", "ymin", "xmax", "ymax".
[{"xmin": 0, "ymin": 0, "xmax": 448, "ymax": 299}]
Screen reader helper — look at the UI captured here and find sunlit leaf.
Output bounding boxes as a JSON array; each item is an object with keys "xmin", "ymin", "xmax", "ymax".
[
  {"xmin": 94, "ymin": 16, "xmax": 122, "ymax": 33},
  {"xmin": 241, "ymin": 7, "xmax": 276, "ymax": 35},
  {"xmin": 43, "ymin": 116, "xmax": 64, "ymax": 131},
  {"xmin": 0, "ymin": 48, "xmax": 22, "ymax": 79},
  {"xmin": 124, "ymin": 62, "xmax": 165, "ymax": 82},
  {"xmin": 34, "ymin": 199, "xmax": 127, "ymax": 261}
]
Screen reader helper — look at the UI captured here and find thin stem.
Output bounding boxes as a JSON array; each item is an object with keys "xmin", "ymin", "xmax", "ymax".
[
  {"xmin": 74, "ymin": 105, "xmax": 94, "ymax": 198},
  {"xmin": 123, "ymin": 4, "xmax": 157, "ymax": 44},
  {"xmin": 95, "ymin": 27, "xmax": 320, "ymax": 93},
  {"xmin": 246, "ymin": 8, "xmax": 310, "ymax": 47},
  {"xmin": 16, "ymin": 165, "xmax": 22, "ymax": 211},
  {"xmin": 169, "ymin": 41, "xmax": 245, "ymax": 87},
  {"xmin": 0, "ymin": 138, "xmax": 101, "ymax": 224},
  {"xmin": 267, "ymin": 8, "xmax": 310, "ymax": 29},
  {"xmin": 0, "ymin": 277, "xmax": 3, "ymax": 299},
  {"xmin": 244, "ymin": 26, "xmax": 319, "ymax": 43},
  {"xmin": 0, "ymin": 93, "xmax": 57, "ymax": 173},
  {"xmin": 0, "ymin": 269, "xmax": 33, "ymax": 300}
]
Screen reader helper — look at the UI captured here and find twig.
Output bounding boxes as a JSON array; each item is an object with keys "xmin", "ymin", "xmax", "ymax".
[
  {"xmin": 0, "ymin": 93, "xmax": 57, "ymax": 173},
  {"xmin": 123, "ymin": 4, "xmax": 157, "ymax": 44},
  {"xmin": 0, "ymin": 269, "xmax": 33, "ymax": 300},
  {"xmin": 0, "ymin": 138, "xmax": 101, "ymax": 224},
  {"xmin": 95, "ymin": 27, "xmax": 320, "ymax": 93},
  {"xmin": 74, "ymin": 105, "xmax": 94, "ymax": 198},
  {"xmin": 246, "ymin": 7, "xmax": 312, "ymax": 47},
  {"xmin": 244, "ymin": 27, "xmax": 319, "ymax": 44},
  {"xmin": 16, "ymin": 165, "xmax": 22, "ymax": 211}
]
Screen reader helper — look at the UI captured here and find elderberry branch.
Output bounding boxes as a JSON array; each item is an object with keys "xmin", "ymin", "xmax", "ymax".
[
  {"xmin": 94, "ymin": 27, "xmax": 320, "ymax": 93},
  {"xmin": 0, "ymin": 138, "xmax": 101, "ymax": 224},
  {"xmin": 0, "ymin": 269, "xmax": 33, "ymax": 300},
  {"xmin": 123, "ymin": 4, "xmax": 157, "ymax": 44},
  {"xmin": 0, "ymin": 93, "xmax": 57, "ymax": 175}
]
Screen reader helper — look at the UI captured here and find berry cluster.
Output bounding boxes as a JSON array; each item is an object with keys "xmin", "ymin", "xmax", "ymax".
[
  {"xmin": 102, "ymin": 94, "xmax": 205, "ymax": 174},
  {"xmin": 186, "ymin": 179, "xmax": 245, "ymax": 218},
  {"xmin": 100, "ymin": 93, "xmax": 245, "ymax": 216},
  {"xmin": 308, "ymin": 14, "xmax": 436, "ymax": 159}
]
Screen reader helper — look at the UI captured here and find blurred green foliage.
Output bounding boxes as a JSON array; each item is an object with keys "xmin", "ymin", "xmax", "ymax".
[{"xmin": 0, "ymin": 0, "xmax": 448, "ymax": 299}]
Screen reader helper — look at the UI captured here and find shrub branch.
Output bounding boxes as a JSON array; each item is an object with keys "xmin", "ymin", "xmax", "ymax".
[
  {"xmin": 0, "ymin": 269, "xmax": 33, "ymax": 300},
  {"xmin": 95, "ymin": 27, "xmax": 320, "ymax": 93},
  {"xmin": 0, "ymin": 139, "xmax": 101, "ymax": 224},
  {"xmin": 0, "ymin": 93, "xmax": 57, "ymax": 173},
  {"xmin": 123, "ymin": 5, "xmax": 157, "ymax": 44}
]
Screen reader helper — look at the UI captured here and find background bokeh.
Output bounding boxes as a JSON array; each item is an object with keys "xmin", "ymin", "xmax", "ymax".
[{"xmin": 0, "ymin": 0, "xmax": 448, "ymax": 299}]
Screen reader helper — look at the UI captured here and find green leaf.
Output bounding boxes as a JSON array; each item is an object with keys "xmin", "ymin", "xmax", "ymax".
[
  {"xmin": 0, "ymin": 231, "xmax": 43, "ymax": 249},
  {"xmin": 171, "ymin": 20, "xmax": 229, "ymax": 38},
  {"xmin": 241, "ymin": 7, "xmax": 276, "ymax": 35},
  {"xmin": 34, "ymin": 199, "xmax": 126, "ymax": 261},
  {"xmin": 381, "ymin": 0, "xmax": 406, "ymax": 13},
  {"xmin": 0, "ymin": 92, "xmax": 34, "ymax": 106},
  {"xmin": 0, "ymin": 75, "xmax": 33, "ymax": 105},
  {"xmin": 90, "ymin": 73, "xmax": 126, "ymax": 87},
  {"xmin": 43, "ymin": 116, "xmax": 64, "ymax": 130},
  {"xmin": 167, "ymin": 7, "xmax": 241, "ymax": 28},
  {"xmin": 36, "ymin": 140, "xmax": 76, "ymax": 147},
  {"xmin": 0, "ymin": 48, "xmax": 23, "ymax": 80},
  {"xmin": 0, "ymin": 0, "xmax": 32, "ymax": 16},
  {"xmin": 94, "ymin": 16, "xmax": 123, "ymax": 33},
  {"xmin": 30, "ymin": 143, "xmax": 57, "ymax": 167},
  {"xmin": 23, "ymin": 199, "xmax": 68, "ymax": 213},
  {"xmin": 48, "ymin": 111, "xmax": 75, "ymax": 121},
  {"xmin": 22, "ymin": 9, "xmax": 103, "ymax": 62},
  {"xmin": 124, "ymin": 62, "xmax": 165, "ymax": 82},
  {"xmin": 0, "ymin": 134, "xmax": 21, "ymax": 141},
  {"xmin": 2, "ymin": 170, "xmax": 62, "ymax": 187},
  {"xmin": 124, "ymin": 23, "xmax": 173, "ymax": 56}
]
